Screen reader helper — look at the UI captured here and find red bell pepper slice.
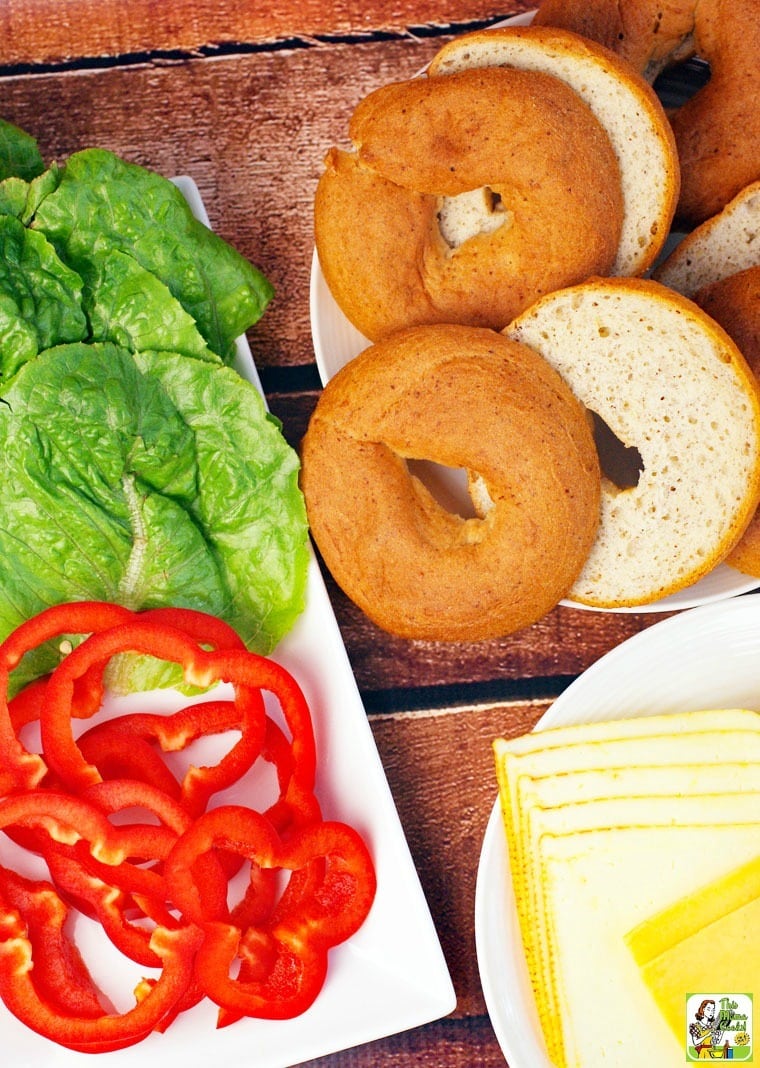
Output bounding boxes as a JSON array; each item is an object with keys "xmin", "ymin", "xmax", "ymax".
[
  {"xmin": 77, "ymin": 698, "xmax": 264, "ymax": 818},
  {"xmin": 0, "ymin": 602, "xmax": 135, "ymax": 792},
  {"xmin": 39, "ymin": 621, "xmax": 312, "ymax": 799},
  {"xmin": 0, "ymin": 915, "xmax": 202, "ymax": 1052},
  {"xmin": 0, "ymin": 866, "xmax": 106, "ymax": 1018},
  {"xmin": 163, "ymin": 805, "xmax": 376, "ymax": 1019},
  {"xmin": 77, "ymin": 723, "xmax": 183, "ymax": 800},
  {"xmin": 0, "ymin": 603, "xmax": 377, "ymax": 1046}
]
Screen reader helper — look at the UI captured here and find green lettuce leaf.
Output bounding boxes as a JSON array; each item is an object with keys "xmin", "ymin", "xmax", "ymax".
[
  {"xmin": 0, "ymin": 342, "xmax": 309, "ymax": 692},
  {"xmin": 0, "ymin": 177, "xmax": 30, "ymax": 218},
  {"xmin": 31, "ymin": 149, "xmax": 274, "ymax": 362},
  {"xmin": 0, "ymin": 119, "xmax": 44, "ymax": 182},
  {"xmin": 0, "ymin": 215, "xmax": 87, "ymax": 378},
  {"xmin": 81, "ymin": 248, "xmax": 220, "ymax": 361}
]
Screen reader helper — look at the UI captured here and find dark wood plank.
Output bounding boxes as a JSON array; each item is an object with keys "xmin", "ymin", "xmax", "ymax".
[
  {"xmin": 369, "ymin": 700, "xmax": 546, "ymax": 1018},
  {"xmin": 301, "ymin": 1015, "xmax": 507, "ymax": 1067},
  {"xmin": 1, "ymin": 36, "xmax": 470, "ymax": 372},
  {"xmin": 1, "ymin": 0, "xmax": 533, "ymax": 65}
]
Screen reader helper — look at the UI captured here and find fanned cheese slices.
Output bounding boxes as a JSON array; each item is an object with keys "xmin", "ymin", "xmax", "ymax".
[{"xmin": 493, "ymin": 708, "xmax": 760, "ymax": 1067}]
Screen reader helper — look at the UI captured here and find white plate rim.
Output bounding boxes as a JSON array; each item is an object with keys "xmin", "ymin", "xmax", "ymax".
[{"xmin": 475, "ymin": 593, "xmax": 760, "ymax": 1068}]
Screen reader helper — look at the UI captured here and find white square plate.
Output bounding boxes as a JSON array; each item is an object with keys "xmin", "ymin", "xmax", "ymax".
[{"xmin": 0, "ymin": 177, "xmax": 455, "ymax": 1068}]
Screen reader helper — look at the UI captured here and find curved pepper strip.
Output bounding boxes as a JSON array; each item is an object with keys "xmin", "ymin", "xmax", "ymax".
[
  {"xmin": 77, "ymin": 724, "xmax": 183, "ymax": 800},
  {"xmin": 39, "ymin": 622, "xmax": 311, "ymax": 801},
  {"xmin": 0, "ymin": 866, "xmax": 106, "ymax": 1018},
  {"xmin": 0, "ymin": 913, "xmax": 203, "ymax": 1053},
  {"xmin": 48, "ymin": 779, "xmax": 226, "ymax": 967},
  {"xmin": 163, "ymin": 805, "xmax": 376, "ymax": 1020},
  {"xmin": 0, "ymin": 785, "xmax": 181, "ymax": 968},
  {"xmin": 1, "ymin": 603, "xmax": 251, "ymax": 796},
  {"xmin": 81, "ymin": 779, "xmax": 229, "ymax": 924},
  {"xmin": 0, "ymin": 790, "xmax": 204, "ymax": 1050},
  {"xmin": 44, "ymin": 842, "xmax": 168, "ymax": 970},
  {"xmin": 0, "ymin": 602, "xmax": 135, "ymax": 792},
  {"xmin": 258, "ymin": 714, "xmax": 322, "ymax": 835},
  {"xmin": 77, "ymin": 698, "xmax": 265, "ymax": 818},
  {"xmin": 139, "ymin": 606, "xmax": 247, "ymax": 651}
]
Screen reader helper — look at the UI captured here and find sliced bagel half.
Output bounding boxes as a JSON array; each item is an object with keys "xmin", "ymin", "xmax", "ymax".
[
  {"xmin": 505, "ymin": 276, "xmax": 760, "ymax": 608},
  {"xmin": 654, "ymin": 180, "xmax": 760, "ymax": 298},
  {"xmin": 428, "ymin": 25, "xmax": 680, "ymax": 277}
]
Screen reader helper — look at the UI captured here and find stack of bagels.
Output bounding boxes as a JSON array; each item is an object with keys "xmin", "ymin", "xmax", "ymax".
[{"xmin": 303, "ymin": 19, "xmax": 760, "ymax": 643}]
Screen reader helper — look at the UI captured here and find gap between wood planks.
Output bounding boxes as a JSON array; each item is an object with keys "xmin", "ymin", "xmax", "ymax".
[{"xmin": 0, "ymin": 15, "xmax": 511, "ymax": 78}]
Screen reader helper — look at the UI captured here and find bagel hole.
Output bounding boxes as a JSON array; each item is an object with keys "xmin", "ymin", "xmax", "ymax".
[
  {"xmin": 653, "ymin": 54, "xmax": 710, "ymax": 109},
  {"xmin": 589, "ymin": 410, "xmax": 643, "ymax": 490},
  {"xmin": 437, "ymin": 186, "xmax": 508, "ymax": 250},
  {"xmin": 406, "ymin": 459, "xmax": 481, "ymax": 519}
]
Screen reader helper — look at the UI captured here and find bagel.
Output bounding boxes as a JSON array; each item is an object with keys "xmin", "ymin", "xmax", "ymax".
[
  {"xmin": 314, "ymin": 65, "xmax": 623, "ymax": 342},
  {"xmin": 654, "ymin": 180, "xmax": 760, "ymax": 297},
  {"xmin": 299, "ymin": 324, "xmax": 601, "ymax": 641},
  {"xmin": 427, "ymin": 25, "xmax": 679, "ymax": 277},
  {"xmin": 694, "ymin": 266, "xmax": 760, "ymax": 576},
  {"xmin": 532, "ymin": 0, "xmax": 698, "ymax": 80},
  {"xmin": 533, "ymin": 0, "xmax": 760, "ymax": 225},
  {"xmin": 505, "ymin": 276, "xmax": 760, "ymax": 608}
]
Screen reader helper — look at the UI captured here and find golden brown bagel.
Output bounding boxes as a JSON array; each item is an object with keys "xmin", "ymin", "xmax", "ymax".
[
  {"xmin": 694, "ymin": 265, "xmax": 760, "ymax": 576},
  {"xmin": 314, "ymin": 65, "xmax": 623, "ymax": 342},
  {"xmin": 300, "ymin": 324, "xmax": 601, "ymax": 641},
  {"xmin": 533, "ymin": 0, "xmax": 698, "ymax": 80},
  {"xmin": 533, "ymin": 0, "xmax": 760, "ymax": 225},
  {"xmin": 654, "ymin": 180, "xmax": 760, "ymax": 297},
  {"xmin": 506, "ymin": 276, "xmax": 760, "ymax": 607},
  {"xmin": 427, "ymin": 25, "xmax": 680, "ymax": 277}
]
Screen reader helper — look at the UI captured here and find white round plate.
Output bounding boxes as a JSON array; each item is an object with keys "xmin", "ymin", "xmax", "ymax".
[
  {"xmin": 475, "ymin": 594, "xmax": 760, "ymax": 1068},
  {"xmin": 308, "ymin": 15, "xmax": 760, "ymax": 616}
]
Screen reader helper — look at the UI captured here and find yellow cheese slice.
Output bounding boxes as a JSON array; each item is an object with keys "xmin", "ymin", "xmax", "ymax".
[
  {"xmin": 539, "ymin": 826, "xmax": 760, "ymax": 1066},
  {"xmin": 492, "ymin": 711, "xmax": 760, "ymax": 1067},
  {"xmin": 494, "ymin": 708, "xmax": 760, "ymax": 759},
  {"xmin": 529, "ymin": 801, "xmax": 760, "ymax": 1059},
  {"xmin": 625, "ymin": 854, "xmax": 760, "ymax": 1043}
]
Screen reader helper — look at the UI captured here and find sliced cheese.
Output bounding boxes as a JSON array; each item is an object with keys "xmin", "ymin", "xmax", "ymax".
[
  {"xmin": 493, "ymin": 708, "xmax": 760, "ymax": 759},
  {"xmin": 492, "ymin": 710, "xmax": 760, "ymax": 1067},
  {"xmin": 626, "ymin": 854, "xmax": 760, "ymax": 1043},
  {"xmin": 540, "ymin": 825, "xmax": 760, "ymax": 1065}
]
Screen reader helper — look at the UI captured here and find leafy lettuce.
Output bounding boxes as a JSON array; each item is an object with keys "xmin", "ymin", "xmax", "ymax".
[
  {"xmin": 0, "ymin": 343, "xmax": 309, "ymax": 692},
  {"xmin": 31, "ymin": 148, "xmax": 273, "ymax": 364},
  {"xmin": 0, "ymin": 122, "xmax": 307, "ymax": 692},
  {"xmin": 0, "ymin": 119, "xmax": 44, "ymax": 182}
]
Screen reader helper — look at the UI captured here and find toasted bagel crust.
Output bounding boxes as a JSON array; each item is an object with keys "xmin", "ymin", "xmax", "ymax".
[
  {"xmin": 427, "ymin": 25, "xmax": 679, "ymax": 277},
  {"xmin": 694, "ymin": 266, "xmax": 760, "ymax": 576},
  {"xmin": 533, "ymin": 0, "xmax": 760, "ymax": 224},
  {"xmin": 314, "ymin": 65, "xmax": 623, "ymax": 342},
  {"xmin": 300, "ymin": 324, "xmax": 601, "ymax": 641},
  {"xmin": 654, "ymin": 181, "xmax": 760, "ymax": 298}
]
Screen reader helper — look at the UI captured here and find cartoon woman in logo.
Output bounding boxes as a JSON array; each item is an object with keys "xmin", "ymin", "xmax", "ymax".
[{"xmin": 689, "ymin": 999, "xmax": 730, "ymax": 1059}]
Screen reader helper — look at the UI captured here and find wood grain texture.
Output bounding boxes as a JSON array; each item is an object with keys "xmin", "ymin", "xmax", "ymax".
[
  {"xmin": 369, "ymin": 700, "xmax": 545, "ymax": 1017},
  {"xmin": 0, "ymin": 1, "xmax": 533, "ymax": 65},
  {"xmin": 1, "ymin": 36, "xmax": 468, "ymax": 373},
  {"xmin": 302, "ymin": 1015, "xmax": 508, "ymax": 1066}
]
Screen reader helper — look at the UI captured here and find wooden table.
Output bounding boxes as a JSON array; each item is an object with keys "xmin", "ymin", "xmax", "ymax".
[{"xmin": 0, "ymin": 2, "xmax": 681, "ymax": 1063}]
